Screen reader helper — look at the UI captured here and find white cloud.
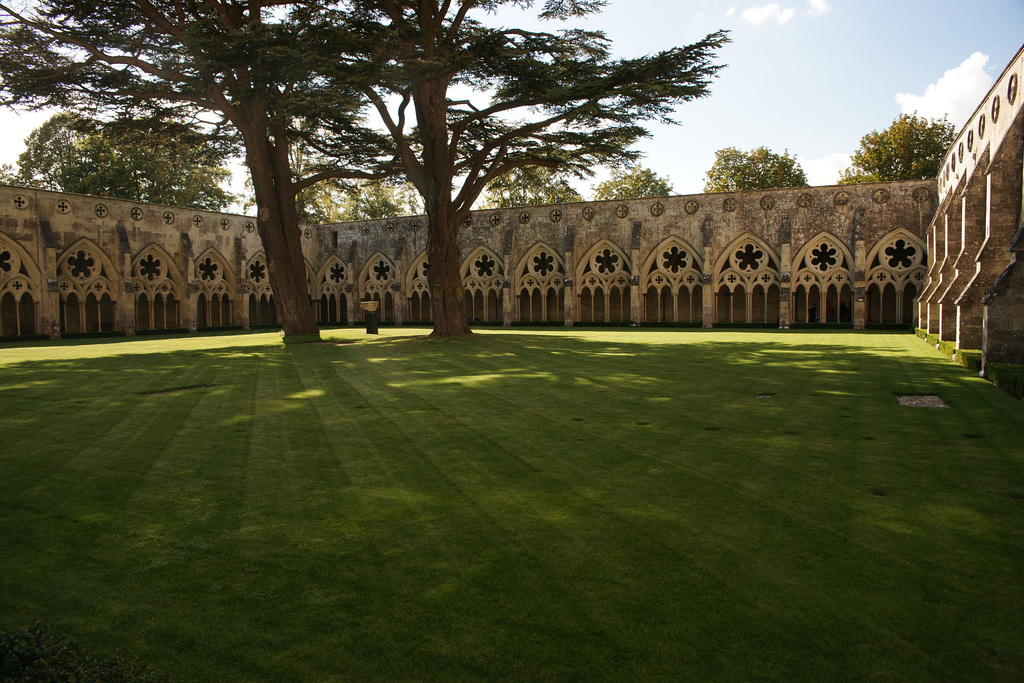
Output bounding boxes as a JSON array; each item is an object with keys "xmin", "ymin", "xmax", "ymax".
[
  {"xmin": 807, "ymin": 0, "xmax": 831, "ymax": 16},
  {"xmin": 895, "ymin": 52, "xmax": 994, "ymax": 128},
  {"xmin": 726, "ymin": 6, "xmax": 736, "ymax": 17},
  {"xmin": 801, "ymin": 153, "xmax": 852, "ymax": 186},
  {"xmin": 741, "ymin": 4, "xmax": 796, "ymax": 25}
]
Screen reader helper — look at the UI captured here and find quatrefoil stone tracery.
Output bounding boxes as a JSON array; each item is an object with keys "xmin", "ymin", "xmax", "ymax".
[
  {"xmin": 138, "ymin": 254, "xmax": 162, "ymax": 280},
  {"xmin": 735, "ymin": 244, "xmax": 764, "ymax": 271},
  {"xmin": 810, "ymin": 243, "xmax": 838, "ymax": 272},
  {"xmin": 533, "ymin": 252, "xmax": 555, "ymax": 277},
  {"xmin": 249, "ymin": 261, "xmax": 266, "ymax": 283},
  {"xmin": 198, "ymin": 258, "xmax": 219, "ymax": 281},
  {"xmin": 373, "ymin": 260, "xmax": 391, "ymax": 282},
  {"xmin": 885, "ymin": 240, "xmax": 916, "ymax": 269},
  {"xmin": 661, "ymin": 246, "xmax": 687, "ymax": 273},
  {"xmin": 594, "ymin": 249, "xmax": 619, "ymax": 274},
  {"xmin": 474, "ymin": 254, "xmax": 496, "ymax": 277},
  {"xmin": 68, "ymin": 251, "xmax": 95, "ymax": 278}
]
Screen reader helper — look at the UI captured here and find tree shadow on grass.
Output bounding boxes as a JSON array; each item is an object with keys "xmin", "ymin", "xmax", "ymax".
[{"xmin": 2, "ymin": 330, "xmax": 1024, "ymax": 681}]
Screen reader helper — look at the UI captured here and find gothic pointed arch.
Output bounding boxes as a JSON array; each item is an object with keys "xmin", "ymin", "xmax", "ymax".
[
  {"xmin": 791, "ymin": 231, "xmax": 855, "ymax": 323},
  {"xmin": 193, "ymin": 247, "xmax": 236, "ymax": 328},
  {"xmin": 576, "ymin": 239, "xmax": 632, "ymax": 323},
  {"xmin": 317, "ymin": 255, "xmax": 350, "ymax": 295},
  {"xmin": 246, "ymin": 250, "xmax": 273, "ymax": 299},
  {"xmin": 713, "ymin": 234, "xmax": 781, "ymax": 290},
  {"xmin": 358, "ymin": 252, "xmax": 398, "ymax": 322},
  {"xmin": 130, "ymin": 243, "xmax": 184, "ymax": 298},
  {"xmin": 575, "ymin": 239, "xmax": 632, "ymax": 286},
  {"xmin": 130, "ymin": 243, "xmax": 184, "ymax": 331},
  {"xmin": 0, "ymin": 232, "xmax": 41, "ymax": 336},
  {"xmin": 0, "ymin": 231, "xmax": 41, "ymax": 301},
  {"xmin": 193, "ymin": 247, "xmax": 236, "ymax": 298},
  {"xmin": 57, "ymin": 238, "xmax": 119, "ymax": 301},
  {"xmin": 462, "ymin": 246, "xmax": 505, "ymax": 323},
  {"xmin": 514, "ymin": 242, "xmax": 566, "ymax": 323},
  {"xmin": 315, "ymin": 255, "xmax": 350, "ymax": 325},
  {"xmin": 57, "ymin": 238, "xmax": 119, "ymax": 333},
  {"xmin": 865, "ymin": 229, "xmax": 927, "ymax": 292},
  {"xmin": 404, "ymin": 251, "xmax": 429, "ymax": 293},
  {"xmin": 405, "ymin": 251, "xmax": 431, "ymax": 323},
  {"xmin": 640, "ymin": 236, "xmax": 704, "ymax": 324},
  {"xmin": 713, "ymin": 234, "xmax": 781, "ymax": 325},
  {"xmin": 359, "ymin": 252, "xmax": 397, "ymax": 298}
]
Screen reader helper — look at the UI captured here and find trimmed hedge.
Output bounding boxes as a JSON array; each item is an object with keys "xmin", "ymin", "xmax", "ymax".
[
  {"xmin": 0, "ymin": 624, "xmax": 165, "ymax": 683},
  {"xmin": 985, "ymin": 363, "xmax": 1024, "ymax": 400},
  {"xmin": 864, "ymin": 323, "xmax": 913, "ymax": 331},
  {"xmin": 955, "ymin": 349, "xmax": 983, "ymax": 374}
]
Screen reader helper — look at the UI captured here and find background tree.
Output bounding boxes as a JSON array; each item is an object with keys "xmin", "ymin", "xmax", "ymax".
[
  {"xmin": 0, "ymin": 0, "xmax": 395, "ymax": 341},
  {"xmin": 336, "ymin": 181, "xmax": 423, "ymax": 221},
  {"xmin": 838, "ymin": 113, "xmax": 955, "ymax": 184},
  {"xmin": 337, "ymin": 1, "xmax": 728, "ymax": 335},
  {"xmin": 481, "ymin": 166, "xmax": 583, "ymax": 209},
  {"xmin": 703, "ymin": 146, "xmax": 807, "ymax": 192},
  {"xmin": 592, "ymin": 165, "xmax": 673, "ymax": 201},
  {"xmin": 14, "ymin": 112, "xmax": 235, "ymax": 211}
]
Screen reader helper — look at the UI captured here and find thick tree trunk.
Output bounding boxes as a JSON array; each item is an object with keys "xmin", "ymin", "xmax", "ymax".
[
  {"xmin": 415, "ymin": 78, "xmax": 471, "ymax": 337},
  {"xmin": 426, "ymin": 209, "xmax": 471, "ymax": 337},
  {"xmin": 240, "ymin": 122, "xmax": 320, "ymax": 342}
]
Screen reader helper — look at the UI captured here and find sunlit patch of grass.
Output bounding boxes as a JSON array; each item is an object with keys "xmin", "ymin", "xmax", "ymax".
[{"xmin": 1, "ymin": 327, "xmax": 1023, "ymax": 681}]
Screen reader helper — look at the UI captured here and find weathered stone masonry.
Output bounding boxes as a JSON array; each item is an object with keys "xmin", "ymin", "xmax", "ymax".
[
  {"xmin": 918, "ymin": 44, "xmax": 1024, "ymax": 369},
  {"xmin": 0, "ymin": 179, "xmax": 935, "ymax": 338}
]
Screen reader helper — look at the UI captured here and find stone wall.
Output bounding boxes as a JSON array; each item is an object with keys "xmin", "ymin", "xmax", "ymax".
[
  {"xmin": 919, "ymin": 44, "xmax": 1024, "ymax": 369},
  {"xmin": 0, "ymin": 178, "xmax": 935, "ymax": 338}
]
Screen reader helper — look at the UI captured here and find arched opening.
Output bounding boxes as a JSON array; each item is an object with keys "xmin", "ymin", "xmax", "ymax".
[
  {"xmin": 866, "ymin": 283, "xmax": 881, "ymax": 323},
  {"xmin": 487, "ymin": 290, "xmax": 500, "ymax": 322},
  {"xmin": 645, "ymin": 286, "xmax": 659, "ymax": 322},
  {"xmin": 766, "ymin": 285, "xmax": 780, "ymax": 324},
  {"xmin": 530, "ymin": 289, "xmax": 542, "ymax": 321},
  {"xmin": 18, "ymin": 293, "xmax": 35, "ymax": 335},
  {"xmin": 198, "ymin": 293, "xmax": 210, "ymax": 327},
  {"xmin": 1, "ymin": 292, "xmax": 17, "ymax": 335},
  {"xmin": 61, "ymin": 290, "xmax": 80, "ymax": 333},
  {"xmin": 882, "ymin": 283, "xmax": 897, "ymax": 323},
  {"xmin": 807, "ymin": 284, "xmax": 821, "ymax": 323},
  {"xmin": 731, "ymin": 284, "xmax": 746, "ymax": 323},
  {"xmin": 382, "ymin": 291, "xmax": 394, "ymax": 323},
  {"xmin": 839, "ymin": 285, "xmax": 853, "ymax": 323},
  {"xmin": 716, "ymin": 285, "xmax": 731, "ymax": 322},
  {"xmin": 751, "ymin": 284, "xmax": 766, "ymax": 323},
  {"xmin": 902, "ymin": 283, "xmax": 918, "ymax": 325},
  {"xmin": 659, "ymin": 286, "xmax": 673, "ymax": 322},
  {"xmin": 136, "ymin": 293, "xmax": 151, "ymax": 330},
  {"xmin": 153, "ymin": 293, "xmax": 168, "ymax": 329}
]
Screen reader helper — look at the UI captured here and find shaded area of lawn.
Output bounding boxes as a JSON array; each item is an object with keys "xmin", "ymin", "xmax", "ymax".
[{"xmin": 1, "ymin": 329, "xmax": 1023, "ymax": 681}]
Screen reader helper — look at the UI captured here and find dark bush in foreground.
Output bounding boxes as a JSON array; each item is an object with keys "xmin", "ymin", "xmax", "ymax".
[
  {"xmin": 0, "ymin": 625, "xmax": 166, "ymax": 683},
  {"xmin": 985, "ymin": 363, "xmax": 1024, "ymax": 400}
]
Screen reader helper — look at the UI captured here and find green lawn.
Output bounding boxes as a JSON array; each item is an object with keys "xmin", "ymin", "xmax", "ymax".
[{"xmin": 1, "ymin": 328, "xmax": 1023, "ymax": 681}]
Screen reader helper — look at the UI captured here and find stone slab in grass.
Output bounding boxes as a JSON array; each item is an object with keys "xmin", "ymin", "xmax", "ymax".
[{"xmin": 897, "ymin": 394, "xmax": 948, "ymax": 408}]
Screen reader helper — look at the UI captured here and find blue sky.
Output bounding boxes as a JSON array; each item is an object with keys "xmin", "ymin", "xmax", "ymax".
[
  {"xmin": 1, "ymin": 0, "xmax": 1022, "ymax": 200},
  {"xmin": 492, "ymin": 0, "xmax": 1024, "ymax": 193}
]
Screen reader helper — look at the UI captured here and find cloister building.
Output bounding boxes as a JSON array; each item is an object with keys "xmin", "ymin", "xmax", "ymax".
[{"xmin": 1, "ymin": 45, "xmax": 1021, "ymax": 370}]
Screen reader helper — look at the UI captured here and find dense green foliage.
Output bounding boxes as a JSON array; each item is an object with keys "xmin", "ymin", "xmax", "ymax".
[
  {"xmin": 839, "ymin": 114, "xmax": 956, "ymax": 184},
  {"xmin": 482, "ymin": 166, "xmax": 583, "ymax": 209},
  {"xmin": 333, "ymin": 1, "xmax": 727, "ymax": 334},
  {"xmin": 0, "ymin": 0, "xmax": 398, "ymax": 338},
  {"xmin": 12, "ymin": 113, "xmax": 235, "ymax": 211},
  {"xmin": 592, "ymin": 165, "xmax": 674, "ymax": 200},
  {"xmin": 0, "ymin": 624, "xmax": 165, "ymax": 682},
  {"xmin": 703, "ymin": 146, "xmax": 808, "ymax": 192},
  {"xmin": 1, "ymin": 329, "xmax": 1023, "ymax": 681},
  {"xmin": 985, "ymin": 363, "xmax": 1024, "ymax": 400}
]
